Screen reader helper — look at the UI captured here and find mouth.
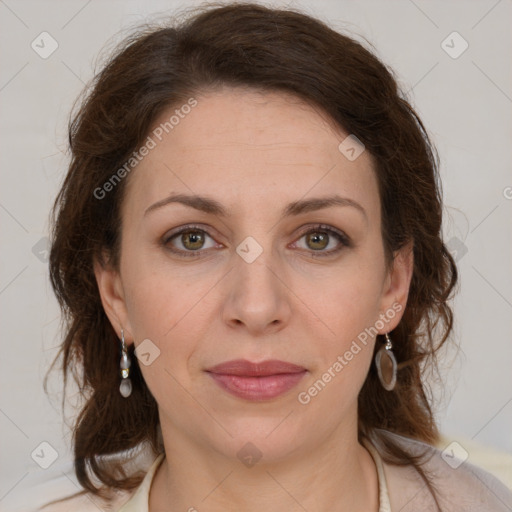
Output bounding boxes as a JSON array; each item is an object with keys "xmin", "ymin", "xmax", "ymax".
[{"xmin": 205, "ymin": 359, "xmax": 307, "ymax": 401}]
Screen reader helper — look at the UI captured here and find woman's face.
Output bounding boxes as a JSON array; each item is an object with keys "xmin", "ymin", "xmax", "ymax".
[{"xmin": 96, "ymin": 87, "xmax": 412, "ymax": 463}]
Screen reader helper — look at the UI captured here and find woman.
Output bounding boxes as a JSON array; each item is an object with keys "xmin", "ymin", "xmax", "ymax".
[{"xmin": 44, "ymin": 3, "xmax": 512, "ymax": 511}]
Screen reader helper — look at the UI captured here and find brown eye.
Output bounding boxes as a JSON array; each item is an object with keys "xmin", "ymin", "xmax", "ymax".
[
  {"xmin": 305, "ymin": 232, "xmax": 329, "ymax": 251},
  {"xmin": 180, "ymin": 230, "xmax": 206, "ymax": 250},
  {"xmin": 294, "ymin": 225, "xmax": 350, "ymax": 256},
  {"xmin": 164, "ymin": 227, "xmax": 218, "ymax": 256}
]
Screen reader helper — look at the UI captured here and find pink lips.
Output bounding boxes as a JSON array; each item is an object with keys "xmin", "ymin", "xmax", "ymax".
[{"xmin": 206, "ymin": 359, "xmax": 307, "ymax": 401}]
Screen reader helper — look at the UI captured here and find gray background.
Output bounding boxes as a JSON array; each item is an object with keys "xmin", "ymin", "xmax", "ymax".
[{"xmin": 1, "ymin": 0, "xmax": 511, "ymax": 510}]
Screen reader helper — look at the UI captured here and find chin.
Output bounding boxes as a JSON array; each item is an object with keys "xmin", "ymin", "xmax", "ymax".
[{"xmin": 202, "ymin": 413, "xmax": 311, "ymax": 465}]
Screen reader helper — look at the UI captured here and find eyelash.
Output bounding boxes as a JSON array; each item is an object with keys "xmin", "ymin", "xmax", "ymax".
[{"xmin": 162, "ymin": 223, "xmax": 351, "ymax": 259}]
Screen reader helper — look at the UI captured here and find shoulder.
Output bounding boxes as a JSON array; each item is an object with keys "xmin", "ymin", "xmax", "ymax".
[
  {"xmin": 375, "ymin": 429, "xmax": 512, "ymax": 512},
  {"xmin": 37, "ymin": 489, "xmax": 132, "ymax": 512},
  {"xmin": 37, "ymin": 453, "xmax": 164, "ymax": 512},
  {"xmin": 37, "ymin": 493, "xmax": 130, "ymax": 512}
]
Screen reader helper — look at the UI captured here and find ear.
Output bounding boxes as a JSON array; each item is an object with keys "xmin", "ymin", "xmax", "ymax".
[
  {"xmin": 93, "ymin": 255, "xmax": 134, "ymax": 344},
  {"xmin": 377, "ymin": 240, "xmax": 414, "ymax": 334}
]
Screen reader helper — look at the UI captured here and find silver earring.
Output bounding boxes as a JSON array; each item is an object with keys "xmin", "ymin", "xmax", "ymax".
[
  {"xmin": 375, "ymin": 333, "xmax": 397, "ymax": 391},
  {"xmin": 119, "ymin": 329, "xmax": 132, "ymax": 398}
]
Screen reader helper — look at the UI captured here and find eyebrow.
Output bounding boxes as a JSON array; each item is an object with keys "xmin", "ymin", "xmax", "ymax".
[{"xmin": 144, "ymin": 193, "xmax": 367, "ymax": 222}]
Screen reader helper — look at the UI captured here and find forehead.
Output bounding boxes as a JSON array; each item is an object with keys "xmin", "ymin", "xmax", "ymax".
[{"xmin": 122, "ymin": 87, "xmax": 379, "ymax": 221}]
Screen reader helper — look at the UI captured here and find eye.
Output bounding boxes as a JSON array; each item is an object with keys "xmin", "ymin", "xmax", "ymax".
[
  {"xmin": 163, "ymin": 225, "xmax": 219, "ymax": 256},
  {"xmin": 162, "ymin": 223, "xmax": 350, "ymax": 259},
  {"xmin": 292, "ymin": 224, "xmax": 350, "ymax": 256}
]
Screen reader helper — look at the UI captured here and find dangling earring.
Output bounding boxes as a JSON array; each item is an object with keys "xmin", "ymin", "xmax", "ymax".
[
  {"xmin": 375, "ymin": 333, "xmax": 397, "ymax": 391},
  {"xmin": 119, "ymin": 329, "xmax": 132, "ymax": 398}
]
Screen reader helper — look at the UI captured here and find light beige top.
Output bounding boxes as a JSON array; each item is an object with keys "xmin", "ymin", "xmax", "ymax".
[
  {"xmin": 116, "ymin": 437, "xmax": 392, "ymax": 512},
  {"xmin": 39, "ymin": 430, "xmax": 512, "ymax": 511}
]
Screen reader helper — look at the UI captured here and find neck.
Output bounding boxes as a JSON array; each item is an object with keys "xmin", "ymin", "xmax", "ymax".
[{"xmin": 149, "ymin": 419, "xmax": 379, "ymax": 512}]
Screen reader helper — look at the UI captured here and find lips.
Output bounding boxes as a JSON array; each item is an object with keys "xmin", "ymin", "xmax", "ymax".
[
  {"xmin": 207, "ymin": 359, "xmax": 306, "ymax": 376},
  {"xmin": 205, "ymin": 359, "xmax": 307, "ymax": 401}
]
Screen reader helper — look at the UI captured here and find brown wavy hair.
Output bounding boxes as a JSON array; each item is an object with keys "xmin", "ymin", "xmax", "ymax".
[{"xmin": 48, "ymin": 2, "xmax": 458, "ymax": 508}]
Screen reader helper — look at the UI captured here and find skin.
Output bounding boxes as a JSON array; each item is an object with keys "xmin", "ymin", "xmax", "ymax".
[{"xmin": 95, "ymin": 87, "xmax": 413, "ymax": 511}]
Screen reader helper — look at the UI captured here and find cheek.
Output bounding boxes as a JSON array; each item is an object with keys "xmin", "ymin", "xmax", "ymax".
[
  {"xmin": 297, "ymin": 345, "xmax": 372, "ymax": 427},
  {"xmin": 298, "ymin": 278, "xmax": 379, "ymax": 413},
  {"xmin": 303, "ymin": 255, "xmax": 384, "ymax": 396},
  {"xmin": 317, "ymin": 263, "xmax": 384, "ymax": 340},
  {"xmin": 124, "ymin": 278, "xmax": 208, "ymax": 366},
  {"xmin": 121, "ymin": 238, "xmax": 205, "ymax": 336},
  {"xmin": 121, "ymin": 268, "xmax": 206, "ymax": 406},
  {"xmin": 121, "ymin": 252, "xmax": 219, "ymax": 377}
]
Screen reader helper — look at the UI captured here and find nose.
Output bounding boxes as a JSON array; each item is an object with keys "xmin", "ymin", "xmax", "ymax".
[{"xmin": 221, "ymin": 247, "xmax": 292, "ymax": 336}]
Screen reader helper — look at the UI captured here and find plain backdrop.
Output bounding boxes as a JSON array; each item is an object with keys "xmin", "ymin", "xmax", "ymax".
[{"xmin": 1, "ymin": 0, "xmax": 511, "ymax": 510}]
